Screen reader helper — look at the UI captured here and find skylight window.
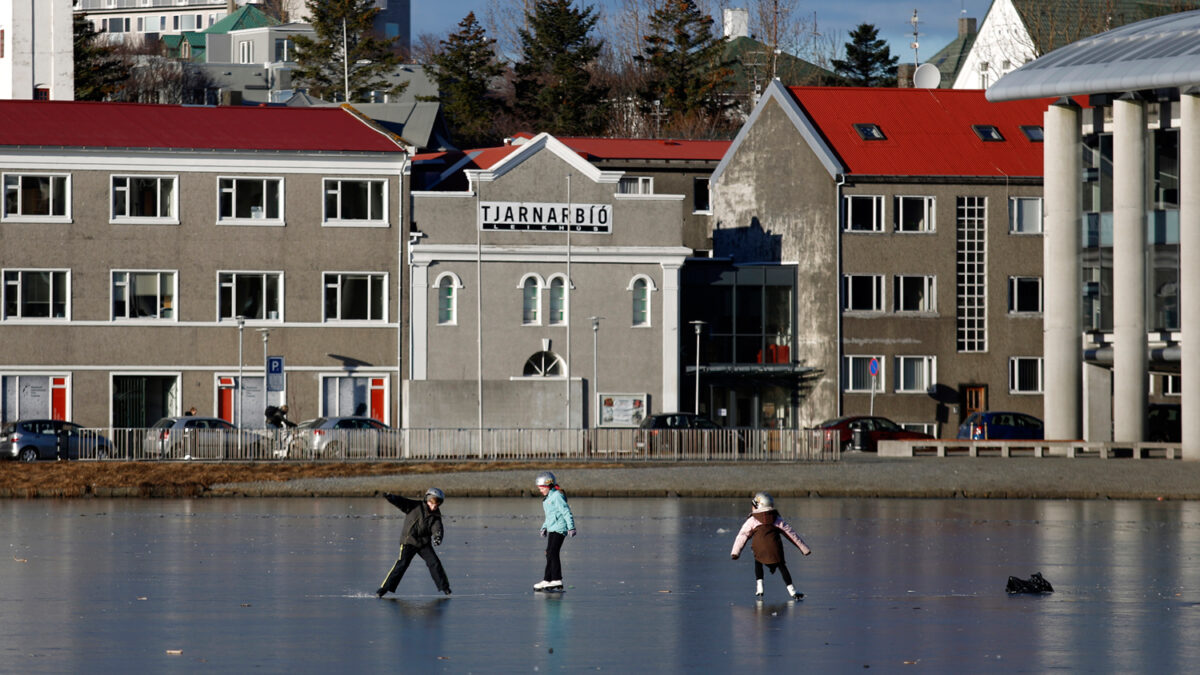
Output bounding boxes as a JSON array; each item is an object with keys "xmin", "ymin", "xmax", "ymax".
[
  {"xmin": 1020, "ymin": 125, "xmax": 1044, "ymax": 142},
  {"xmin": 973, "ymin": 125, "xmax": 1004, "ymax": 142},
  {"xmin": 854, "ymin": 123, "xmax": 886, "ymax": 141}
]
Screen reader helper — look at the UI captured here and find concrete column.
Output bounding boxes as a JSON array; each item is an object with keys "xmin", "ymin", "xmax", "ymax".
[
  {"xmin": 1111, "ymin": 96, "xmax": 1147, "ymax": 442},
  {"xmin": 1181, "ymin": 93, "xmax": 1200, "ymax": 459},
  {"xmin": 1042, "ymin": 99, "xmax": 1082, "ymax": 440},
  {"xmin": 660, "ymin": 262, "xmax": 682, "ymax": 411}
]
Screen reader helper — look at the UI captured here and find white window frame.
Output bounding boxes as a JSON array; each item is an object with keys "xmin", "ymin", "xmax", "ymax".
[
  {"xmin": 900, "ymin": 422, "xmax": 938, "ymax": 436},
  {"xmin": 217, "ymin": 176, "xmax": 284, "ymax": 225},
  {"xmin": 1009, "ymin": 357, "xmax": 1044, "ymax": 394},
  {"xmin": 217, "ymin": 271, "xmax": 283, "ymax": 322},
  {"xmin": 1009, "ymin": 196, "xmax": 1043, "ymax": 234},
  {"xmin": 1165, "ymin": 374, "xmax": 1181, "ymax": 397},
  {"xmin": 323, "ymin": 271, "xmax": 387, "ymax": 322},
  {"xmin": 322, "ymin": 177, "xmax": 388, "ymax": 227},
  {"xmin": 628, "ymin": 274, "xmax": 657, "ymax": 327},
  {"xmin": 618, "ymin": 176, "xmax": 653, "ymax": 195},
  {"xmin": 434, "ymin": 272, "xmax": 462, "ymax": 326},
  {"xmin": 238, "ymin": 40, "xmax": 253, "ymax": 63},
  {"xmin": 1008, "ymin": 276, "xmax": 1042, "ymax": 314},
  {"xmin": 3, "ymin": 173, "xmax": 71, "ymax": 223},
  {"xmin": 893, "ymin": 275, "xmax": 936, "ymax": 313},
  {"xmin": 519, "ymin": 273, "xmax": 544, "ymax": 326},
  {"xmin": 547, "ymin": 274, "xmax": 569, "ymax": 326},
  {"xmin": 895, "ymin": 355, "xmax": 936, "ymax": 394},
  {"xmin": 110, "ymin": 174, "xmax": 178, "ymax": 224},
  {"xmin": 843, "ymin": 274, "xmax": 884, "ymax": 312},
  {"xmin": 894, "ymin": 195, "xmax": 935, "ymax": 233},
  {"xmin": 844, "ymin": 194, "xmax": 883, "ymax": 232},
  {"xmin": 3, "ymin": 268, "xmax": 70, "ymax": 320},
  {"xmin": 692, "ymin": 177, "xmax": 711, "ymax": 214},
  {"xmin": 111, "ymin": 270, "xmax": 177, "ymax": 321},
  {"xmin": 844, "ymin": 355, "xmax": 885, "ymax": 393}
]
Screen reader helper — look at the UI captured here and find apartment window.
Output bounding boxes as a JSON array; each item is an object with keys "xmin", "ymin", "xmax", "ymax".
[
  {"xmin": 238, "ymin": 40, "xmax": 253, "ymax": 64},
  {"xmin": 843, "ymin": 275, "xmax": 884, "ymax": 312},
  {"xmin": 693, "ymin": 177, "xmax": 711, "ymax": 213},
  {"xmin": 894, "ymin": 196, "xmax": 935, "ymax": 232},
  {"xmin": 1008, "ymin": 276, "xmax": 1042, "ymax": 313},
  {"xmin": 844, "ymin": 195, "xmax": 883, "ymax": 232},
  {"xmin": 548, "ymin": 276, "xmax": 566, "ymax": 325},
  {"xmin": 324, "ymin": 272, "xmax": 385, "ymax": 321},
  {"xmin": 435, "ymin": 273, "xmax": 461, "ymax": 325},
  {"xmin": 521, "ymin": 276, "xmax": 541, "ymax": 325},
  {"xmin": 895, "ymin": 356, "xmax": 935, "ymax": 393},
  {"xmin": 218, "ymin": 272, "xmax": 282, "ymax": 321},
  {"xmin": 323, "ymin": 178, "xmax": 387, "ymax": 225},
  {"xmin": 844, "ymin": 355, "xmax": 884, "ymax": 393},
  {"xmin": 956, "ymin": 196, "xmax": 987, "ymax": 352},
  {"xmin": 631, "ymin": 276, "xmax": 652, "ymax": 326},
  {"xmin": 1009, "ymin": 196, "xmax": 1042, "ymax": 234},
  {"xmin": 1009, "ymin": 357, "xmax": 1043, "ymax": 394},
  {"xmin": 1165, "ymin": 374, "xmax": 1181, "ymax": 396},
  {"xmin": 218, "ymin": 177, "xmax": 283, "ymax": 223},
  {"xmin": 112, "ymin": 175, "xmax": 176, "ymax": 222},
  {"xmin": 112, "ymin": 270, "xmax": 176, "ymax": 320},
  {"xmin": 3, "ymin": 174, "xmax": 69, "ymax": 221},
  {"xmin": 618, "ymin": 176, "xmax": 653, "ymax": 194},
  {"xmin": 524, "ymin": 351, "xmax": 564, "ymax": 377},
  {"xmin": 4, "ymin": 270, "xmax": 68, "ymax": 319},
  {"xmin": 894, "ymin": 275, "xmax": 936, "ymax": 312},
  {"xmin": 274, "ymin": 38, "xmax": 294, "ymax": 62}
]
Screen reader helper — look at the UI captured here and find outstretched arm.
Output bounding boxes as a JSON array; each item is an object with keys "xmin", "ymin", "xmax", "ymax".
[
  {"xmin": 383, "ymin": 493, "xmax": 418, "ymax": 513},
  {"xmin": 730, "ymin": 518, "xmax": 756, "ymax": 559},
  {"xmin": 775, "ymin": 517, "xmax": 811, "ymax": 555}
]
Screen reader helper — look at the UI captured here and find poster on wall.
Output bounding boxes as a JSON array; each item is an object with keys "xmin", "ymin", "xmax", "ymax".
[{"xmin": 599, "ymin": 393, "xmax": 648, "ymax": 427}]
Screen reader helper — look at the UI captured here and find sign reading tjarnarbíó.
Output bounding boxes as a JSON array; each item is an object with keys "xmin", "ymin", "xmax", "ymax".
[{"xmin": 479, "ymin": 201, "xmax": 611, "ymax": 233}]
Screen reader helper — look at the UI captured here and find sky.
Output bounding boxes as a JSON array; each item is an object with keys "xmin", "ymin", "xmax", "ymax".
[{"xmin": 410, "ymin": 0, "xmax": 996, "ymax": 65}]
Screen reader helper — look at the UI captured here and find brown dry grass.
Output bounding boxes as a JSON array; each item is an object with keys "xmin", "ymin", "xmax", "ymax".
[{"xmin": 0, "ymin": 461, "xmax": 602, "ymax": 498}]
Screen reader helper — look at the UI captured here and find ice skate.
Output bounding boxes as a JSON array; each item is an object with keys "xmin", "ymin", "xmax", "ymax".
[
  {"xmin": 534, "ymin": 580, "xmax": 552, "ymax": 590},
  {"xmin": 443, "ymin": 587, "xmax": 452, "ymax": 596},
  {"xmin": 787, "ymin": 584, "xmax": 804, "ymax": 600},
  {"xmin": 376, "ymin": 588, "xmax": 387, "ymax": 598},
  {"xmin": 547, "ymin": 580, "xmax": 564, "ymax": 590},
  {"xmin": 755, "ymin": 579, "xmax": 764, "ymax": 598}
]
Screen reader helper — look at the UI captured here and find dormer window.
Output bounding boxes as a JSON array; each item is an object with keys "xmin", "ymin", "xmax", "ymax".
[
  {"xmin": 1020, "ymin": 125, "xmax": 1044, "ymax": 142},
  {"xmin": 973, "ymin": 124, "xmax": 1004, "ymax": 142},
  {"xmin": 854, "ymin": 123, "xmax": 886, "ymax": 141}
]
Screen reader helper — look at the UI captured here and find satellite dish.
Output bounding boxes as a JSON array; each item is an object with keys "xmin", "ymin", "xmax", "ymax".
[{"xmin": 913, "ymin": 62, "xmax": 941, "ymax": 89}]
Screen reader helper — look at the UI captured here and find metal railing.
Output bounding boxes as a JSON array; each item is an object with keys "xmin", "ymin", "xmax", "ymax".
[{"xmin": 63, "ymin": 427, "xmax": 841, "ymax": 463}]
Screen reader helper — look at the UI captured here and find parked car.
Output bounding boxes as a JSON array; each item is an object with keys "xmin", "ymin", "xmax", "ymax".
[
  {"xmin": 143, "ymin": 416, "xmax": 263, "ymax": 459},
  {"xmin": 814, "ymin": 416, "xmax": 934, "ymax": 453},
  {"xmin": 1, "ymin": 419, "xmax": 113, "ymax": 461},
  {"xmin": 1147, "ymin": 403, "xmax": 1181, "ymax": 443},
  {"xmin": 956, "ymin": 411, "xmax": 1044, "ymax": 440},
  {"xmin": 285, "ymin": 416, "xmax": 398, "ymax": 459},
  {"xmin": 634, "ymin": 413, "xmax": 743, "ymax": 454}
]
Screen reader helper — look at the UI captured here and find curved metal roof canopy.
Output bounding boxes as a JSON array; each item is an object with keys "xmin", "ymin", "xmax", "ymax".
[{"xmin": 987, "ymin": 9, "xmax": 1200, "ymax": 102}]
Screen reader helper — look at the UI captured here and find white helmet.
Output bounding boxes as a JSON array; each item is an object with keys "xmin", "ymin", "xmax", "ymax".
[
  {"xmin": 425, "ymin": 487, "xmax": 445, "ymax": 504},
  {"xmin": 535, "ymin": 471, "xmax": 556, "ymax": 487},
  {"xmin": 751, "ymin": 491, "xmax": 774, "ymax": 513}
]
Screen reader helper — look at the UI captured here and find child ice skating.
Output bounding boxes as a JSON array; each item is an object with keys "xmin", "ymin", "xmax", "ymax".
[
  {"xmin": 376, "ymin": 488, "xmax": 452, "ymax": 597},
  {"xmin": 730, "ymin": 492, "xmax": 811, "ymax": 600},
  {"xmin": 534, "ymin": 471, "xmax": 576, "ymax": 591}
]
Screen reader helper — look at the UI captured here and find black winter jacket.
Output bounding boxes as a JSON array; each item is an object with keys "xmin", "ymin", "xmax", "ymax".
[{"xmin": 384, "ymin": 493, "xmax": 444, "ymax": 548}]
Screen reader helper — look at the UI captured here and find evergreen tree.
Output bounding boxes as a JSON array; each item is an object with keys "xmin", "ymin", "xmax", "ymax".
[
  {"xmin": 513, "ymin": 0, "xmax": 609, "ymax": 136},
  {"xmin": 831, "ymin": 23, "xmax": 898, "ymax": 87},
  {"xmin": 634, "ymin": 0, "xmax": 734, "ymax": 137},
  {"xmin": 430, "ymin": 13, "xmax": 506, "ymax": 148},
  {"xmin": 291, "ymin": 0, "xmax": 407, "ymax": 102},
  {"xmin": 73, "ymin": 14, "xmax": 126, "ymax": 101}
]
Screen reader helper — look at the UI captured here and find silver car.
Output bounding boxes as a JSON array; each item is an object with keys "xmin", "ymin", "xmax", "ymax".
[
  {"xmin": 1, "ymin": 419, "xmax": 112, "ymax": 461},
  {"xmin": 286, "ymin": 416, "xmax": 398, "ymax": 459},
  {"xmin": 144, "ymin": 416, "xmax": 263, "ymax": 459}
]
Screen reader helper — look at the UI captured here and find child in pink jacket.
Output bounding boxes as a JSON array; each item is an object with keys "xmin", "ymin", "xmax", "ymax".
[{"xmin": 730, "ymin": 491, "xmax": 811, "ymax": 599}]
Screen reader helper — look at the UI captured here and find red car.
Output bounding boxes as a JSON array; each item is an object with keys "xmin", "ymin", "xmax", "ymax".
[{"xmin": 815, "ymin": 416, "xmax": 934, "ymax": 452}]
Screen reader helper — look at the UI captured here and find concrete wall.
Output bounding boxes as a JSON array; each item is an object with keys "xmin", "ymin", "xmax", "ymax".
[{"xmin": 404, "ymin": 378, "xmax": 584, "ymax": 429}]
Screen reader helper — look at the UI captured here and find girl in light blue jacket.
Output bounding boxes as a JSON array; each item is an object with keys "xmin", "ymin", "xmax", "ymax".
[{"xmin": 534, "ymin": 471, "xmax": 576, "ymax": 591}]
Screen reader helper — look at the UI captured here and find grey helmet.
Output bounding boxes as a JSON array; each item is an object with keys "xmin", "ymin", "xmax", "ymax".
[
  {"xmin": 752, "ymin": 491, "xmax": 774, "ymax": 512},
  {"xmin": 535, "ymin": 471, "xmax": 556, "ymax": 487},
  {"xmin": 425, "ymin": 487, "xmax": 445, "ymax": 505}
]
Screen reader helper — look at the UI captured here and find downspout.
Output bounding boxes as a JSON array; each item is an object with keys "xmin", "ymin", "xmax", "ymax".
[
  {"xmin": 398, "ymin": 153, "xmax": 409, "ymax": 428},
  {"xmin": 834, "ymin": 173, "xmax": 846, "ymax": 418}
]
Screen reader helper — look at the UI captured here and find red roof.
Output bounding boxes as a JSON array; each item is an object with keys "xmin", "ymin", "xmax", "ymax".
[
  {"xmin": 0, "ymin": 100, "xmax": 406, "ymax": 153},
  {"xmin": 555, "ymin": 136, "xmax": 730, "ymax": 162},
  {"xmin": 787, "ymin": 87, "xmax": 1053, "ymax": 177}
]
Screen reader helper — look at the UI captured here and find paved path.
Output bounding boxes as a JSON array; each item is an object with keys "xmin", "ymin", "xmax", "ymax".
[{"xmin": 208, "ymin": 454, "xmax": 1200, "ymax": 500}]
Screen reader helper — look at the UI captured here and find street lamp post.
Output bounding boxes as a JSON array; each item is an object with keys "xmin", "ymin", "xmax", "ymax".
[
  {"xmin": 689, "ymin": 320, "xmax": 707, "ymax": 415},
  {"xmin": 237, "ymin": 316, "xmax": 245, "ymax": 455},
  {"xmin": 257, "ymin": 328, "xmax": 271, "ymax": 405},
  {"xmin": 589, "ymin": 316, "xmax": 603, "ymax": 428}
]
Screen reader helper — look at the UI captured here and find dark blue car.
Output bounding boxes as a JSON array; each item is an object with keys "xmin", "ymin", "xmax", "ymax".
[{"xmin": 956, "ymin": 411, "xmax": 1044, "ymax": 440}]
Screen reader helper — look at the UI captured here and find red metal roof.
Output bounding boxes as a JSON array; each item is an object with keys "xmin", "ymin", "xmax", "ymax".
[
  {"xmin": 554, "ymin": 136, "xmax": 730, "ymax": 162},
  {"xmin": 0, "ymin": 100, "xmax": 406, "ymax": 153},
  {"xmin": 786, "ymin": 87, "xmax": 1053, "ymax": 177}
]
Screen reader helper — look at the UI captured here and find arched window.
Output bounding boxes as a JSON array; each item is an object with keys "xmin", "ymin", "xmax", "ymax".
[
  {"xmin": 523, "ymin": 351, "xmax": 564, "ymax": 377},
  {"xmin": 521, "ymin": 276, "xmax": 541, "ymax": 325},
  {"xmin": 548, "ymin": 276, "xmax": 567, "ymax": 325},
  {"xmin": 434, "ymin": 272, "xmax": 462, "ymax": 325},
  {"xmin": 628, "ymin": 275, "xmax": 656, "ymax": 327}
]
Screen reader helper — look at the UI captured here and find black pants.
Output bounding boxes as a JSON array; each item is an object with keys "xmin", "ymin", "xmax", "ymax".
[
  {"xmin": 380, "ymin": 543, "xmax": 449, "ymax": 593},
  {"xmin": 754, "ymin": 560, "xmax": 793, "ymax": 586},
  {"xmin": 543, "ymin": 531, "xmax": 566, "ymax": 581}
]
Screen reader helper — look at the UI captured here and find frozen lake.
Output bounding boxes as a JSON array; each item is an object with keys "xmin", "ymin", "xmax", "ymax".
[{"xmin": 5, "ymin": 496, "xmax": 1200, "ymax": 672}]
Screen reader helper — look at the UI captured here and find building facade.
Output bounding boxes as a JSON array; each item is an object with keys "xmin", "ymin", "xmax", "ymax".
[{"xmin": 0, "ymin": 100, "xmax": 408, "ymax": 428}]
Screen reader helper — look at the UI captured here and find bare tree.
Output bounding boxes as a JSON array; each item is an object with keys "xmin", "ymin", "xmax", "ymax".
[{"xmin": 113, "ymin": 56, "xmax": 214, "ymax": 105}]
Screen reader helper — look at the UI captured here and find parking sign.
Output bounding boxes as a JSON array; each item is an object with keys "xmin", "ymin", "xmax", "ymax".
[{"xmin": 266, "ymin": 356, "xmax": 285, "ymax": 392}]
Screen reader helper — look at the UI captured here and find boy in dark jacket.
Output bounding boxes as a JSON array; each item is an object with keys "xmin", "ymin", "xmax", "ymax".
[{"xmin": 376, "ymin": 488, "xmax": 451, "ymax": 597}]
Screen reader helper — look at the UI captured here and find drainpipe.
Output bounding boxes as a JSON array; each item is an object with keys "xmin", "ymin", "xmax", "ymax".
[{"xmin": 834, "ymin": 173, "xmax": 846, "ymax": 418}]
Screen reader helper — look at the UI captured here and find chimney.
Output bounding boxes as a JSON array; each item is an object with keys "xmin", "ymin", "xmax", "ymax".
[
  {"xmin": 897, "ymin": 63, "xmax": 915, "ymax": 88},
  {"xmin": 959, "ymin": 17, "xmax": 977, "ymax": 38},
  {"xmin": 723, "ymin": 8, "xmax": 749, "ymax": 40},
  {"xmin": 227, "ymin": 0, "xmax": 236, "ymax": 14}
]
